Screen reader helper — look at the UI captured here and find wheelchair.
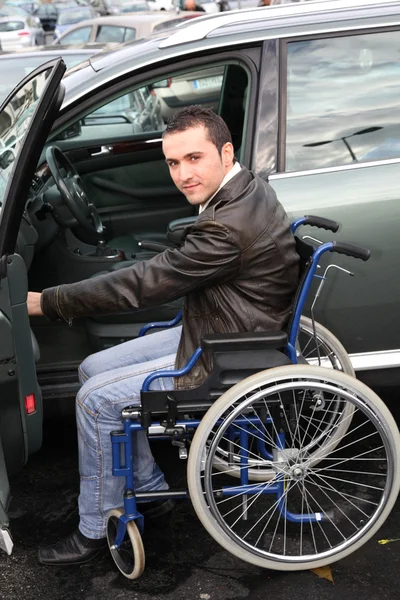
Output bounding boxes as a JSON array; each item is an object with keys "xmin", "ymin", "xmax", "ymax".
[{"xmin": 106, "ymin": 216, "xmax": 400, "ymax": 579}]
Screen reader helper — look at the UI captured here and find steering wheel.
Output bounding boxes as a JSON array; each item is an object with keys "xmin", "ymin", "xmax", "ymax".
[{"xmin": 46, "ymin": 145, "xmax": 104, "ymax": 238}]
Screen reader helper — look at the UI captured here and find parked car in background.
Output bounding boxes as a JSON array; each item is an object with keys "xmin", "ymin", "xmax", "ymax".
[
  {"xmin": 90, "ymin": 0, "xmax": 151, "ymax": 13},
  {"xmin": 153, "ymin": 65, "xmax": 224, "ymax": 121},
  {"xmin": 1, "ymin": 4, "xmax": 30, "ymax": 17},
  {"xmin": 4, "ymin": 0, "xmax": 40, "ymax": 14},
  {"xmin": 53, "ymin": 11, "xmax": 204, "ymax": 44},
  {"xmin": 54, "ymin": 5, "xmax": 98, "ymax": 39},
  {"xmin": 0, "ymin": 44, "xmax": 109, "ymax": 103},
  {"xmin": 0, "ymin": 14, "xmax": 45, "ymax": 49},
  {"xmin": 173, "ymin": 0, "xmax": 230, "ymax": 12}
]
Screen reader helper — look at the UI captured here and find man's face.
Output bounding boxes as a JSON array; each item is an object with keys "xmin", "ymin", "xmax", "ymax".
[
  {"xmin": 163, "ymin": 125, "xmax": 234, "ymax": 207},
  {"xmin": 185, "ymin": 0, "xmax": 195, "ymax": 9}
]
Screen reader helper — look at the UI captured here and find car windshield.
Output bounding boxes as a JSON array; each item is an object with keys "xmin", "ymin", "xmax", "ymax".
[
  {"xmin": 0, "ymin": 6, "xmax": 28, "ymax": 16},
  {"xmin": 0, "ymin": 55, "xmax": 92, "ymax": 104},
  {"xmin": 0, "ymin": 67, "xmax": 52, "ymax": 214},
  {"xmin": 57, "ymin": 8, "xmax": 92, "ymax": 24},
  {"xmin": 120, "ymin": 1, "xmax": 148, "ymax": 11}
]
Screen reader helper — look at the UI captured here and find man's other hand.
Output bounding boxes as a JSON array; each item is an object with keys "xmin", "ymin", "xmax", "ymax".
[{"xmin": 27, "ymin": 291, "xmax": 43, "ymax": 316}]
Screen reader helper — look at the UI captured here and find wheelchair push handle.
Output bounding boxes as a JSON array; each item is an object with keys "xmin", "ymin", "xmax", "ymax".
[
  {"xmin": 331, "ymin": 241, "xmax": 371, "ymax": 261},
  {"xmin": 291, "ymin": 215, "xmax": 340, "ymax": 234},
  {"xmin": 303, "ymin": 215, "xmax": 340, "ymax": 232}
]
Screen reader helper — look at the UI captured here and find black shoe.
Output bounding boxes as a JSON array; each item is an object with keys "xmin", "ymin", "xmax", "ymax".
[
  {"xmin": 38, "ymin": 529, "xmax": 107, "ymax": 566},
  {"xmin": 137, "ymin": 498, "xmax": 176, "ymax": 519}
]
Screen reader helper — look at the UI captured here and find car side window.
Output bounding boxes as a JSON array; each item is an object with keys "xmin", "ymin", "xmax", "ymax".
[
  {"xmin": 0, "ymin": 20, "xmax": 24, "ymax": 31},
  {"xmin": 60, "ymin": 26, "xmax": 92, "ymax": 43},
  {"xmin": 123, "ymin": 27, "xmax": 136, "ymax": 42},
  {"xmin": 96, "ymin": 25, "xmax": 126, "ymax": 43},
  {"xmin": 57, "ymin": 64, "xmax": 244, "ymax": 142},
  {"xmin": 285, "ymin": 30, "xmax": 400, "ymax": 172}
]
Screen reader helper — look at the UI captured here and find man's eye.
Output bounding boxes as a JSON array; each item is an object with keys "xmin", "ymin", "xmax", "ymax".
[
  {"xmin": 169, "ymin": 161, "xmax": 177, "ymax": 167},
  {"xmin": 190, "ymin": 156, "xmax": 199, "ymax": 161}
]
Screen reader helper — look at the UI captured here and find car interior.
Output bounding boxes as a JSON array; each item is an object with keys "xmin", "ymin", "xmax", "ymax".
[{"xmin": 17, "ymin": 60, "xmax": 251, "ymax": 400}]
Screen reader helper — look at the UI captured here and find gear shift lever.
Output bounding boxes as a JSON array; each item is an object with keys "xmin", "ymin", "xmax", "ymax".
[{"xmin": 95, "ymin": 240, "xmax": 123, "ymax": 258}]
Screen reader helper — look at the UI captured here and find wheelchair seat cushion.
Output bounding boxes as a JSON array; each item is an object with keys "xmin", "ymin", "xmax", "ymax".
[{"xmin": 201, "ymin": 331, "xmax": 288, "ymax": 353}]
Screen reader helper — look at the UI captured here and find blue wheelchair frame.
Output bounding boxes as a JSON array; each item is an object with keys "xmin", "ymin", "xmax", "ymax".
[{"xmin": 109, "ymin": 216, "xmax": 369, "ymax": 548}]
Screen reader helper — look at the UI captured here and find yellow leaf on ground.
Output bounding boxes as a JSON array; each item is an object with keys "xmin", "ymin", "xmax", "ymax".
[
  {"xmin": 378, "ymin": 538, "xmax": 400, "ymax": 545},
  {"xmin": 311, "ymin": 566, "xmax": 334, "ymax": 583}
]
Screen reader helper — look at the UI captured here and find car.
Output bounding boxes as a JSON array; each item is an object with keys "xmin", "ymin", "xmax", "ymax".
[
  {"xmin": 173, "ymin": 0, "xmax": 231, "ymax": 12},
  {"xmin": 90, "ymin": 0, "xmax": 152, "ymax": 14},
  {"xmin": 53, "ymin": 5, "xmax": 99, "ymax": 39},
  {"xmin": 0, "ymin": 45, "xmax": 109, "ymax": 103},
  {"xmin": 1, "ymin": 0, "xmax": 400, "ymax": 557},
  {"xmin": 4, "ymin": 0, "xmax": 41, "ymax": 14},
  {"xmin": 33, "ymin": 0, "xmax": 90, "ymax": 32},
  {"xmin": 0, "ymin": 14, "xmax": 45, "ymax": 49},
  {"xmin": 53, "ymin": 11, "xmax": 204, "ymax": 44}
]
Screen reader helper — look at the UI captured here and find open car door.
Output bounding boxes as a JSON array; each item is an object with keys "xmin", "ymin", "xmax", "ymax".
[{"xmin": 0, "ymin": 59, "xmax": 66, "ymax": 555}]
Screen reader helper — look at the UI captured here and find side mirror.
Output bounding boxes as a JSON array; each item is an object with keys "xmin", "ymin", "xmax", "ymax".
[
  {"xmin": 57, "ymin": 120, "xmax": 82, "ymax": 140},
  {"xmin": 150, "ymin": 79, "xmax": 171, "ymax": 89}
]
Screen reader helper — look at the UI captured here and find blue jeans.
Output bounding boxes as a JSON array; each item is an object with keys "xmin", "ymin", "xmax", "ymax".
[{"xmin": 76, "ymin": 326, "xmax": 182, "ymax": 539}]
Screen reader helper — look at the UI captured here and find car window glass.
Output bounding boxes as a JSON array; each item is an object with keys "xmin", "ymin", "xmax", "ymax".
[
  {"xmin": 57, "ymin": 7, "xmax": 93, "ymax": 24},
  {"xmin": 0, "ymin": 68, "xmax": 51, "ymax": 212},
  {"xmin": 54, "ymin": 63, "xmax": 249, "ymax": 149},
  {"xmin": 0, "ymin": 20, "xmax": 24, "ymax": 31},
  {"xmin": 96, "ymin": 25, "xmax": 125, "ymax": 43},
  {"xmin": 0, "ymin": 54, "xmax": 92, "ymax": 104},
  {"xmin": 123, "ymin": 27, "xmax": 136, "ymax": 42},
  {"xmin": 285, "ymin": 30, "xmax": 400, "ymax": 172},
  {"xmin": 60, "ymin": 25, "xmax": 92, "ymax": 43}
]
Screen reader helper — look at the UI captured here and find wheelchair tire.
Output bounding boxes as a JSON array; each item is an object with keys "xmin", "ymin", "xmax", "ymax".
[
  {"xmin": 107, "ymin": 508, "xmax": 145, "ymax": 579},
  {"xmin": 212, "ymin": 317, "xmax": 355, "ymax": 481},
  {"xmin": 188, "ymin": 365, "xmax": 400, "ymax": 571},
  {"xmin": 296, "ymin": 316, "xmax": 355, "ymax": 375}
]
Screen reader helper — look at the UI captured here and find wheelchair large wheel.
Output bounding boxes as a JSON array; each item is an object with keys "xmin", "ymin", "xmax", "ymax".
[
  {"xmin": 106, "ymin": 508, "xmax": 145, "ymax": 579},
  {"xmin": 296, "ymin": 316, "xmax": 354, "ymax": 375},
  {"xmin": 188, "ymin": 365, "xmax": 400, "ymax": 571},
  {"xmin": 212, "ymin": 317, "xmax": 355, "ymax": 481}
]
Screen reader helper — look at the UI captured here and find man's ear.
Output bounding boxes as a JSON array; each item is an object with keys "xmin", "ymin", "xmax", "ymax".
[{"xmin": 221, "ymin": 142, "xmax": 234, "ymax": 167}]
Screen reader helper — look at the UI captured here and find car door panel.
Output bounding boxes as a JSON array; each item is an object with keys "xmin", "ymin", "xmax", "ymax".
[
  {"xmin": 270, "ymin": 160, "xmax": 400, "ymax": 355},
  {"xmin": 57, "ymin": 137, "xmax": 194, "ymax": 242},
  {"xmin": 0, "ymin": 59, "xmax": 66, "ymax": 545}
]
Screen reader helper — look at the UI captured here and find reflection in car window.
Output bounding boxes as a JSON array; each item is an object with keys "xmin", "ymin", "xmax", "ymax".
[
  {"xmin": 0, "ymin": 20, "xmax": 24, "ymax": 31},
  {"xmin": 0, "ymin": 69, "xmax": 51, "ymax": 212},
  {"xmin": 56, "ymin": 65, "xmax": 232, "ymax": 143},
  {"xmin": 286, "ymin": 31, "xmax": 400, "ymax": 172},
  {"xmin": 96, "ymin": 25, "xmax": 125, "ymax": 43},
  {"xmin": 60, "ymin": 26, "xmax": 92, "ymax": 43},
  {"xmin": 57, "ymin": 8, "xmax": 93, "ymax": 25},
  {"xmin": 0, "ymin": 54, "xmax": 92, "ymax": 104},
  {"xmin": 124, "ymin": 27, "xmax": 136, "ymax": 42}
]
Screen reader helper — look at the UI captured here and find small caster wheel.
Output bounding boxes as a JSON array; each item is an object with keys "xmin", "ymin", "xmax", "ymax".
[{"xmin": 106, "ymin": 508, "xmax": 145, "ymax": 579}]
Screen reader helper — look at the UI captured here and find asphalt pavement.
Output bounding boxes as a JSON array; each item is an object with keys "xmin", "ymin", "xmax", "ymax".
[{"xmin": 0, "ymin": 387, "xmax": 399, "ymax": 600}]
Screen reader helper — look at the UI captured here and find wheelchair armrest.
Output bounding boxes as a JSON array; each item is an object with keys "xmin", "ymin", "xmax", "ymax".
[{"xmin": 201, "ymin": 331, "xmax": 288, "ymax": 353}]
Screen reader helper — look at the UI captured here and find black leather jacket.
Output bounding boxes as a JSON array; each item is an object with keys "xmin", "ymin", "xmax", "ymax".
[{"xmin": 41, "ymin": 167, "xmax": 300, "ymax": 389}]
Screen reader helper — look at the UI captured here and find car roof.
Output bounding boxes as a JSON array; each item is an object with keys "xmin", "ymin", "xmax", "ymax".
[
  {"xmin": 0, "ymin": 45, "xmax": 107, "ymax": 60},
  {"xmin": 60, "ymin": 0, "xmax": 400, "ymax": 109}
]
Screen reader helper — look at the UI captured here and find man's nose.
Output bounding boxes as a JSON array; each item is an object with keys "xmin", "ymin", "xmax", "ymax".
[{"xmin": 179, "ymin": 162, "xmax": 193, "ymax": 182}]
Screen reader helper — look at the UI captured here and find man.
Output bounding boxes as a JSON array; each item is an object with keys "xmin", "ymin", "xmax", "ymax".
[
  {"xmin": 28, "ymin": 106, "xmax": 300, "ymax": 565},
  {"xmin": 183, "ymin": 0, "xmax": 205, "ymax": 11}
]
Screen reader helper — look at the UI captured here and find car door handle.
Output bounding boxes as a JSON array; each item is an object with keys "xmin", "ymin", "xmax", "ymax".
[{"xmin": 90, "ymin": 145, "xmax": 112, "ymax": 157}]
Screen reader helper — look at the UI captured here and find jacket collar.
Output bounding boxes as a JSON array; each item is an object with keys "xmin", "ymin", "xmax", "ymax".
[{"xmin": 202, "ymin": 166, "xmax": 254, "ymax": 213}]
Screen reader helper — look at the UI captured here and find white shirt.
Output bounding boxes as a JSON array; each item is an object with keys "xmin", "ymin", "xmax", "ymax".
[{"xmin": 198, "ymin": 161, "xmax": 241, "ymax": 214}]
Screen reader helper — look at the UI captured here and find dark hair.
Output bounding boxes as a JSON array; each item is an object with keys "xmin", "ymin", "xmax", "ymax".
[{"xmin": 163, "ymin": 105, "xmax": 233, "ymax": 156}]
